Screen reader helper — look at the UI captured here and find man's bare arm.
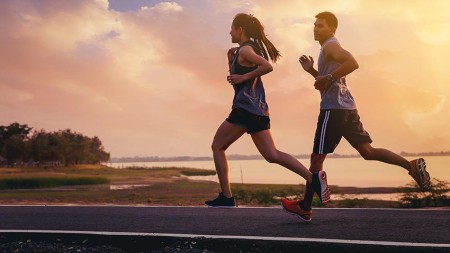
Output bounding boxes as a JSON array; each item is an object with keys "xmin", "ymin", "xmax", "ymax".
[{"xmin": 324, "ymin": 43, "xmax": 359, "ymax": 80}]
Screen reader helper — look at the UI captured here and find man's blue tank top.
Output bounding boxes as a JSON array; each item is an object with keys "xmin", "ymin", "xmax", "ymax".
[
  {"xmin": 229, "ymin": 40, "xmax": 269, "ymax": 116},
  {"xmin": 318, "ymin": 37, "xmax": 357, "ymax": 110}
]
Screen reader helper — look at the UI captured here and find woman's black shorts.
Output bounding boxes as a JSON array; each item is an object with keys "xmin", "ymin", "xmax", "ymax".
[{"xmin": 226, "ymin": 107, "xmax": 270, "ymax": 134}]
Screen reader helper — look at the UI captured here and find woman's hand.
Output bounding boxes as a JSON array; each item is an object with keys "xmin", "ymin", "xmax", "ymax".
[{"xmin": 227, "ymin": 74, "xmax": 247, "ymax": 85}]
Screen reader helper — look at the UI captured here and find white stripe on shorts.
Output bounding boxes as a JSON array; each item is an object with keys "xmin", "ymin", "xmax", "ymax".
[{"xmin": 319, "ymin": 111, "xmax": 330, "ymax": 154}]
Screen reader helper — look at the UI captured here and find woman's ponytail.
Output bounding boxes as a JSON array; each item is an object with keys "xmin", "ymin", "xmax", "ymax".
[{"xmin": 232, "ymin": 13, "xmax": 281, "ymax": 63}]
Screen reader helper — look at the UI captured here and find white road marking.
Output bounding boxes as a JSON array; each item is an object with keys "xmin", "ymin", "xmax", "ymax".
[
  {"xmin": 1, "ymin": 230, "xmax": 449, "ymax": 248},
  {"xmin": 0, "ymin": 205, "xmax": 449, "ymax": 211}
]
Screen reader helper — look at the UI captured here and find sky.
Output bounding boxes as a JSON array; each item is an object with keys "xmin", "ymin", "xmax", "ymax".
[{"xmin": 1, "ymin": 0, "xmax": 449, "ymax": 158}]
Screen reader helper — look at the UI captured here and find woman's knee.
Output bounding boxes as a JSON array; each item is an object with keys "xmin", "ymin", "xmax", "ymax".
[
  {"xmin": 262, "ymin": 151, "xmax": 280, "ymax": 164},
  {"xmin": 211, "ymin": 141, "xmax": 227, "ymax": 152}
]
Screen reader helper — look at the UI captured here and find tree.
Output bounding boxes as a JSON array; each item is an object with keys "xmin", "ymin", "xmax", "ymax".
[
  {"xmin": 30, "ymin": 130, "xmax": 64, "ymax": 166},
  {"xmin": 89, "ymin": 136, "xmax": 110, "ymax": 163},
  {"xmin": 2, "ymin": 135, "xmax": 28, "ymax": 165},
  {"xmin": 1, "ymin": 123, "xmax": 110, "ymax": 166},
  {"xmin": 0, "ymin": 123, "xmax": 32, "ymax": 165}
]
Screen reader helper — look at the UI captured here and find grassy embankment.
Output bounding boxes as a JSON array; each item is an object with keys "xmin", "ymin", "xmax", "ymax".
[{"xmin": 0, "ymin": 165, "xmax": 413, "ymax": 207}]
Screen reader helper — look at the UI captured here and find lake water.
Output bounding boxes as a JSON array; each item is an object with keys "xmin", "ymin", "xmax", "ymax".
[{"xmin": 108, "ymin": 156, "xmax": 449, "ymax": 188}]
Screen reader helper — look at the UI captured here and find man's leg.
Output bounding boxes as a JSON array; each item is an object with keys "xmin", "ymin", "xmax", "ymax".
[
  {"xmin": 300, "ymin": 110, "xmax": 339, "ymax": 209},
  {"xmin": 302, "ymin": 153, "xmax": 327, "ymax": 210},
  {"xmin": 355, "ymin": 142, "xmax": 410, "ymax": 170},
  {"xmin": 281, "ymin": 152, "xmax": 329, "ymax": 222},
  {"xmin": 355, "ymin": 142, "xmax": 431, "ymax": 190}
]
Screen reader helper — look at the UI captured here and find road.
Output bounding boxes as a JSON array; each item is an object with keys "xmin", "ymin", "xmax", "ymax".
[{"xmin": 1, "ymin": 205, "xmax": 449, "ymax": 252}]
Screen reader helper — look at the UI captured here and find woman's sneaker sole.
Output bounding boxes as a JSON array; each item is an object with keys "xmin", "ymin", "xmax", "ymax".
[{"xmin": 205, "ymin": 205, "xmax": 236, "ymax": 208}]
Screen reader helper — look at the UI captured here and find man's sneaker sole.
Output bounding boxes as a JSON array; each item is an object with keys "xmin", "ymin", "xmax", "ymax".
[
  {"xmin": 317, "ymin": 171, "xmax": 330, "ymax": 206},
  {"xmin": 410, "ymin": 158, "xmax": 431, "ymax": 191}
]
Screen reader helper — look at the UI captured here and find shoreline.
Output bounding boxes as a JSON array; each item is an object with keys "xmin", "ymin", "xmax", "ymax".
[
  {"xmin": 105, "ymin": 155, "xmax": 449, "ymax": 188},
  {"xmin": 1, "ymin": 165, "xmax": 443, "ymax": 208},
  {"xmin": 0, "ymin": 182, "xmax": 407, "ymax": 208},
  {"xmin": 108, "ymin": 153, "xmax": 450, "ymax": 163}
]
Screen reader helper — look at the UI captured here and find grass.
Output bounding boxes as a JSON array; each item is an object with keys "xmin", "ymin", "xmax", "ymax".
[
  {"xmin": 181, "ymin": 170, "xmax": 216, "ymax": 176},
  {"xmin": 1, "ymin": 165, "xmax": 445, "ymax": 208},
  {"xmin": 0, "ymin": 165, "xmax": 220, "ymax": 205},
  {"xmin": 0, "ymin": 165, "xmax": 216, "ymax": 181},
  {"xmin": 331, "ymin": 198, "xmax": 399, "ymax": 208},
  {"xmin": 0, "ymin": 177, "xmax": 109, "ymax": 190},
  {"xmin": 231, "ymin": 183, "xmax": 304, "ymax": 206}
]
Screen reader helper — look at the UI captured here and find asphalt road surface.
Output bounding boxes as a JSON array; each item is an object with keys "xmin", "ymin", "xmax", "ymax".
[{"xmin": 1, "ymin": 205, "xmax": 449, "ymax": 252}]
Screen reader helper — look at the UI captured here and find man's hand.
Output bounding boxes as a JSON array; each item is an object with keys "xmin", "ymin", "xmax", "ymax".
[
  {"xmin": 299, "ymin": 55, "xmax": 314, "ymax": 72},
  {"xmin": 314, "ymin": 75, "xmax": 328, "ymax": 92}
]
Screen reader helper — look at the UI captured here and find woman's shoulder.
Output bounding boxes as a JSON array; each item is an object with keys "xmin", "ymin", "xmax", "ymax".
[
  {"xmin": 242, "ymin": 40, "xmax": 259, "ymax": 47},
  {"xmin": 240, "ymin": 40, "xmax": 263, "ymax": 56}
]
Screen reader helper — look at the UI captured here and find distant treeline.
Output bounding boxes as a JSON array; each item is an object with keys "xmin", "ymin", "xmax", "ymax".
[
  {"xmin": 109, "ymin": 153, "xmax": 359, "ymax": 163},
  {"xmin": 0, "ymin": 122, "xmax": 110, "ymax": 166},
  {"xmin": 400, "ymin": 151, "xmax": 450, "ymax": 157},
  {"xmin": 110, "ymin": 156, "xmax": 213, "ymax": 163},
  {"xmin": 111, "ymin": 151, "xmax": 450, "ymax": 163}
]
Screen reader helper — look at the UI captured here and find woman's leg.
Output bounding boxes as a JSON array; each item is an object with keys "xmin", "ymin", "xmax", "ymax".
[
  {"xmin": 251, "ymin": 130, "xmax": 312, "ymax": 182},
  {"xmin": 211, "ymin": 121, "xmax": 246, "ymax": 198}
]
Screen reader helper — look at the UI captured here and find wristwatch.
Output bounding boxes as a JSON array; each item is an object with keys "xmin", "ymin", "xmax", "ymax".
[{"xmin": 326, "ymin": 73, "xmax": 333, "ymax": 81}]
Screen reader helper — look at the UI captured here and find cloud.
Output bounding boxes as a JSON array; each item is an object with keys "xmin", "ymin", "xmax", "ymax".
[
  {"xmin": 0, "ymin": 0, "xmax": 449, "ymax": 157},
  {"xmin": 142, "ymin": 2, "xmax": 183, "ymax": 12}
]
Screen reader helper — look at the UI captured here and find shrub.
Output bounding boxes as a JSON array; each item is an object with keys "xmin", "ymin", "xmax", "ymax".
[
  {"xmin": 0, "ymin": 177, "xmax": 109, "ymax": 190},
  {"xmin": 400, "ymin": 179, "xmax": 450, "ymax": 208}
]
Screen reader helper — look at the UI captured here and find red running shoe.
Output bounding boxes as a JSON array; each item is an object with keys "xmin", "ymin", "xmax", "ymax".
[{"xmin": 281, "ymin": 199, "xmax": 312, "ymax": 222}]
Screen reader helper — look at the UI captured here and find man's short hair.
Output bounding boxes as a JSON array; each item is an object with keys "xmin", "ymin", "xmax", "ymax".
[{"xmin": 316, "ymin": 12, "xmax": 338, "ymax": 29}]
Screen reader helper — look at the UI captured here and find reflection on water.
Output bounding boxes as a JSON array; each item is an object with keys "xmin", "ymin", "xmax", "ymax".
[
  {"xmin": 110, "ymin": 184, "xmax": 151, "ymax": 190},
  {"xmin": 107, "ymin": 156, "xmax": 449, "ymax": 188},
  {"xmin": 332, "ymin": 193, "xmax": 403, "ymax": 201}
]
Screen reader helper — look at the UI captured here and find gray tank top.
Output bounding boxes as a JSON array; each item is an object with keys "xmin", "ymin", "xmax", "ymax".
[
  {"xmin": 230, "ymin": 40, "xmax": 269, "ymax": 116},
  {"xmin": 318, "ymin": 37, "xmax": 356, "ymax": 110}
]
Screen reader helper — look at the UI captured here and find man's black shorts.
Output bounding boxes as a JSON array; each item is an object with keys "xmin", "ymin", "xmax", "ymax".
[
  {"xmin": 313, "ymin": 109, "xmax": 372, "ymax": 154},
  {"xmin": 226, "ymin": 107, "xmax": 270, "ymax": 134}
]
